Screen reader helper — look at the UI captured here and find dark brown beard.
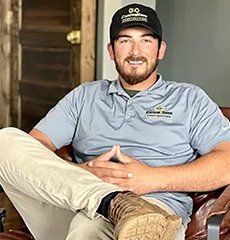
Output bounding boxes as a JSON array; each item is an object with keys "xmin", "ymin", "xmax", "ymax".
[{"xmin": 114, "ymin": 56, "xmax": 159, "ymax": 85}]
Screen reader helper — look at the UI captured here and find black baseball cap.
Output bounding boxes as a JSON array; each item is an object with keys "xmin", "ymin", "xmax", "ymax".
[{"xmin": 110, "ymin": 3, "xmax": 162, "ymax": 41}]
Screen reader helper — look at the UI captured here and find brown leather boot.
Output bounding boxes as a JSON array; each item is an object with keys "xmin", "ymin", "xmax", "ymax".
[{"xmin": 108, "ymin": 192, "xmax": 181, "ymax": 240}]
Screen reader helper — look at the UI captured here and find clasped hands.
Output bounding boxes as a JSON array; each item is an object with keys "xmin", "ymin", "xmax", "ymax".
[{"xmin": 79, "ymin": 145, "xmax": 154, "ymax": 195}]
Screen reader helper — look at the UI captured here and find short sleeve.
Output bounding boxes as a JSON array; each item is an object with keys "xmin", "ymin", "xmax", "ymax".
[
  {"xmin": 34, "ymin": 86, "xmax": 84, "ymax": 149},
  {"xmin": 190, "ymin": 89, "xmax": 230, "ymax": 155}
]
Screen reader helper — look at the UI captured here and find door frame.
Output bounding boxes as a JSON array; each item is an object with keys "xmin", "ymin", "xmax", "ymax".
[{"xmin": 9, "ymin": 0, "xmax": 96, "ymax": 128}]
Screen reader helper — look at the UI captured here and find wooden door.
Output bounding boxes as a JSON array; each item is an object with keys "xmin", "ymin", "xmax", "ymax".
[{"xmin": 11, "ymin": 0, "xmax": 96, "ymax": 132}]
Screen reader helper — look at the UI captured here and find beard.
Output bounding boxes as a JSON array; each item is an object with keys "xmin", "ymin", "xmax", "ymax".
[{"xmin": 114, "ymin": 55, "xmax": 159, "ymax": 85}]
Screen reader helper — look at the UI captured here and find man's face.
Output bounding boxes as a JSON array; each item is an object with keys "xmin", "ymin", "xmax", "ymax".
[{"xmin": 108, "ymin": 27, "xmax": 165, "ymax": 86}]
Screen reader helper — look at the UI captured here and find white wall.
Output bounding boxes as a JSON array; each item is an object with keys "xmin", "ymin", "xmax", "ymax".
[
  {"xmin": 96, "ymin": 0, "xmax": 156, "ymax": 80},
  {"xmin": 156, "ymin": 0, "xmax": 230, "ymax": 106}
]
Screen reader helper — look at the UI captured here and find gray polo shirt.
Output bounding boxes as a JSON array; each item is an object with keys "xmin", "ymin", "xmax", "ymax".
[{"xmin": 35, "ymin": 75, "xmax": 230, "ymax": 224}]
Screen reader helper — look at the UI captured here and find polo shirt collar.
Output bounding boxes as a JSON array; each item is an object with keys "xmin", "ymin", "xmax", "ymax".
[
  {"xmin": 108, "ymin": 78, "xmax": 127, "ymax": 96},
  {"xmin": 108, "ymin": 74, "xmax": 166, "ymax": 97}
]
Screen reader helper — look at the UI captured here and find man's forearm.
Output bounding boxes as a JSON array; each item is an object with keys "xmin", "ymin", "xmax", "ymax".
[
  {"xmin": 29, "ymin": 128, "xmax": 57, "ymax": 152},
  {"xmin": 151, "ymin": 141, "xmax": 230, "ymax": 192},
  {"xmin": 87, "ymin": 143, "xmax": 230, "ymax": 195}
]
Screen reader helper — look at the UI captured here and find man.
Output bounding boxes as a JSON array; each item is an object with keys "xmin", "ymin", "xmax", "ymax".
[{"xmin": 0, "ymin": 3, "xmax": 230, "ymax": 240}]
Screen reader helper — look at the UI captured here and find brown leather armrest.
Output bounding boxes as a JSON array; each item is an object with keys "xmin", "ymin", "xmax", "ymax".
[
  {"xmin": 0, "ymin": 230, "xmax": 34, "ymax": 239},
  {"xmin": 208, "ymin": 184, "xmax": 230, "ymax": 217},
  {"xmin": 186, "ymin": 186, "xmax": 230, "ymax": 239},
  {"xmin": 207, "ymin": 184, "xmax": 230, "ymax": 232}
]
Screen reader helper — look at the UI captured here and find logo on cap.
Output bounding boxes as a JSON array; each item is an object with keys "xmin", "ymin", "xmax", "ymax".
[
  {"xmin": 121, "ymin": 7, "xmax": 148, "ymax": 24},
  {"xmin": 128, "ymin": 8, "xmax": 140, "ymax": 14}
]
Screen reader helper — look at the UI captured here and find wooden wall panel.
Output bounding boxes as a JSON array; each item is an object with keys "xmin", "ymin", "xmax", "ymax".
[
  {"xmin": 80, "ymin": 0, "xmax": 96, "ymax": 83},
  {"xmin": 21, "ymin": 97, "xmax": 56, "ymax": 131},
  {"xmin": 0, "ymin": 0, "xmax": 11, "ymax": 128},
  {"xmin": 21, "ymin": 47, "xmax": 75, "ymax": 85},
  {"xmin": 10, "ymin": 0, "xmax": 20, "ymax": 128},
  {"xmin": 22, "ymin": 0, "xmax": 71, "ymax": 30},
  {"xmin": 20, "ymin": 82, "xmax": 71, "ymax": 103}
]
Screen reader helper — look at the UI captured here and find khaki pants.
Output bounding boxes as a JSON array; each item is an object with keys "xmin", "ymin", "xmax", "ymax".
[{"xmin": 0, "ymin": 128, "xmax": 186, "ymax": 240}]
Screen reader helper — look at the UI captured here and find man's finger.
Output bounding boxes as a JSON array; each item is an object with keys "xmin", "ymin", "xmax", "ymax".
[
  {"xmin": 88, "ymin": 160, "xmax": 123, "ymax": 170},
  {"xmin": 89, "ymin": 168, "xmax": 132, "ymax": 179},
  {"xmin": 115, "ymin": 145, "xmax": 132, "ymax": 163},
  {"xmin": 96, "ymin": 145, "xmax": 117, "ymax": 162},
  {"xmin": 101, "ymin": 176, "xmax": 130, "ymax": 184}
]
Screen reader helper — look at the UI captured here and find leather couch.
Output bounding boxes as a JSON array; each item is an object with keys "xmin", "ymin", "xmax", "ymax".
[{"xmin": 1, "ymin": 107, "xmax": 230, "ymax": 240}]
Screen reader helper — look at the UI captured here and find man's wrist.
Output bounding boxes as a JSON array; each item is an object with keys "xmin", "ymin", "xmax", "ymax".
[{"xmin": 148, "ymin": 166, "xmax": 168, "ymax": 192}]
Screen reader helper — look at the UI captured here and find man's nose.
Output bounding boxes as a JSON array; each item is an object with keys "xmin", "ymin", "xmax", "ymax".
[{"xmin": 129, "ymin": 42, "xmax": 141, "ymax": 55}]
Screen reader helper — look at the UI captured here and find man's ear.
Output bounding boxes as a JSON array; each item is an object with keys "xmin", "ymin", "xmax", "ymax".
[
  {"xmin": 107, "ymin": 43, "xmax": 115, "ymax": 60},
  {"xmin": 158, "ymin": 41, "xmax": 167, "ymax": 60}
]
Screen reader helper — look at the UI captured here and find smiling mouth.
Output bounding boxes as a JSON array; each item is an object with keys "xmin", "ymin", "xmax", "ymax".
[{"xmin": 128, "ymin": 60, "xmax": 144, "ymax": 65}]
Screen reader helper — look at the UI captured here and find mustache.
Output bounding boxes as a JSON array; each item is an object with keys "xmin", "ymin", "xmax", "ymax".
[{"xmin": 125, "ymin": 56, "xmax": 147, "ymax": 62}]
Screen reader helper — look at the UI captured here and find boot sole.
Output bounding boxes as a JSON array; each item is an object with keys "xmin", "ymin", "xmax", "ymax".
[
  {"xmin": 116, "ymin": 213, "xmax": 167, "ymax": 240},
  {"xmin": 162, "ymin": 215, "xmax": 182, "ymax": 240}
]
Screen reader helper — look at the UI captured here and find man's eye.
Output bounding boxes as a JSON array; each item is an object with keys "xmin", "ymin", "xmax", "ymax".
[
  {"xmin": 120, "ymin": 39, "xmax": 130, "ymax": 43},
  {"xmin": 143, "ymin": 39, "xmax": 152, "ymax": 43}
]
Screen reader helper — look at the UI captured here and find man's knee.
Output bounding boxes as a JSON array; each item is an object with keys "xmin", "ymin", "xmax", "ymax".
[
  {"xmin": 0, "ymin": 127, "xmax": 25, "ymax": 144},
  {"xmin": 0, "ymin": 127, "xmax": 16, "ymax": 153},
  {"xmin": 0, "ymin": 127, "xmax": 29, "ymax": 164}
]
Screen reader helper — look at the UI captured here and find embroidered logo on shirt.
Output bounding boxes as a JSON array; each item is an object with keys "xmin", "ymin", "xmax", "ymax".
[{"xmin": 146, "ymin": 106, "xmax": 173, "ymax": 119}]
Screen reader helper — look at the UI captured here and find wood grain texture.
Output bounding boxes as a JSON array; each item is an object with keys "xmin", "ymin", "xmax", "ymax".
[
  {"xmin": 10, "ymin": 0, "xmax": 20, "ymax": 128},
  {"xmin": 17, "ymin": 0, "xmax": 80, "ymax": 132},
  {"xmin": 80, "ymin": 0, "xmax": 96, "ymax": 83},
  {"xmin": 0, "ymin": 0, "xmax": 11, "ymax": 128}
]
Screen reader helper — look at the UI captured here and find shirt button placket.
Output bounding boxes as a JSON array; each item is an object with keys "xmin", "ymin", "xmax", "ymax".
[{"xmin": 126, "ymin": 99, "xmax": 135, "ymax": 119}]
